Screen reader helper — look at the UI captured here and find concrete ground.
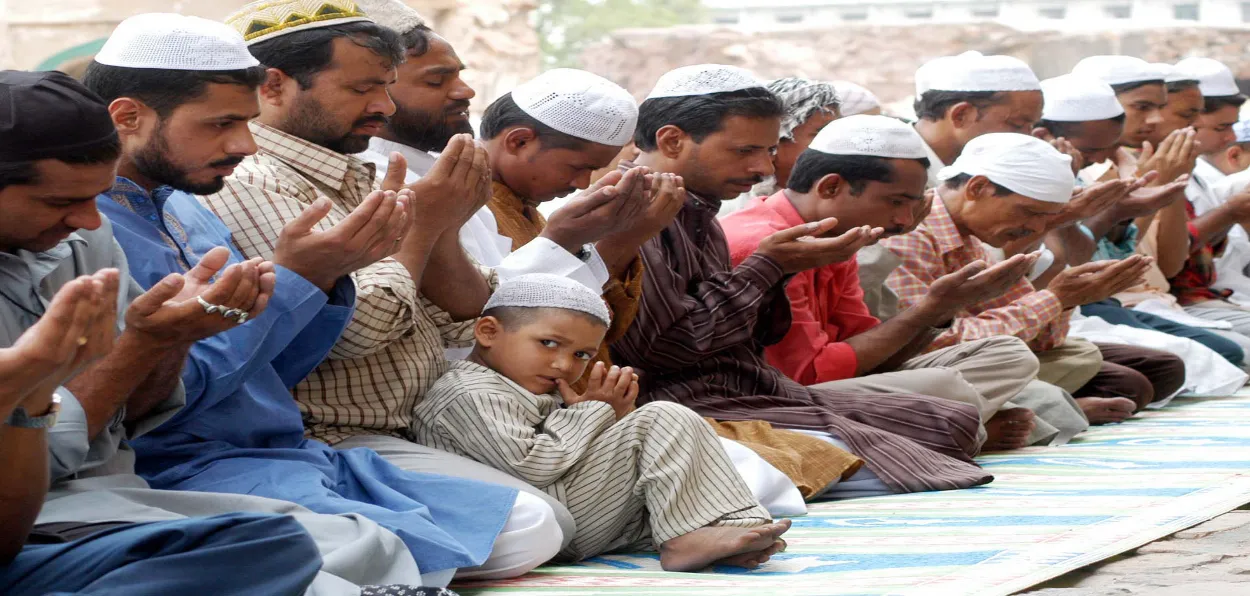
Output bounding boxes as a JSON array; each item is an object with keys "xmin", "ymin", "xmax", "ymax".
[{"xmin": 1025, "ymin": 507, "xmax": 1250, "ymax": 595}]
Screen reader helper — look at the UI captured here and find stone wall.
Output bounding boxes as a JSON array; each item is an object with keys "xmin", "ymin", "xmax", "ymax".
[
  {"xmin": 0, "ymin": 0, "xmax": 540, "ymax": 111},
  {"xmin": 580, "ymin": 23, "xmax": 1250, "ymax": 115}
]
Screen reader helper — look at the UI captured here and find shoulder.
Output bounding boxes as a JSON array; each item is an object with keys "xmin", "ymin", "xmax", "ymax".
[
  {"xmin": 721, "ymin": 204, "xmax": 786, "ymax": 261},
  {"xmin": 222, "ymin": 154, "xmax": 310, "ymax": 198}
]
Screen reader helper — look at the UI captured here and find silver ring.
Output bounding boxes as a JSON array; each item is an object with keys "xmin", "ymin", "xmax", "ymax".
[
  {"xmin": 197, "ymin": 296, "xmax": 223, "ymax": 314},
  {"xmin": 236, "ymin": 312, "xmax": 249, "ymax": 324},
  {"xmin": 221, "ymin": 307, "xmax": 243, "ymax": 320}
]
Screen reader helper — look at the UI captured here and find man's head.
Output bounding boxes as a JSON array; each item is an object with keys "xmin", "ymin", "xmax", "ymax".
[
  {"xmin": 937, "ymin": 133, "xmax": 1074, "ymax": 248},
  {"xmin": 785, "ymin": 115, "xmax": 930, "ymax": 237},
  {"xmin": 765, "ymin": 77, "xmax": 840, "ymax": 188},
  {"xmin": 1035, "ymin": 74, "xmax": 1127, "ymax": 166},
  {"xmin": 472, "ymin": 274, "xmax": 612, "ymax": 396},
  {"xmin": 227, "ymin": 0, "xmax": 404, "ymax": 154},
  {"xmin": 831, "ymin": 81, "xmax": 881, "ymax": 117},
  {"xmin": 634, "ymin": 64, "xmax": 784, "ymax": 201},
  {"xmin": 83, "ymin": 13, "xmax": 264, "ymax": 195},
  {"xmin": 0, "ymin": 71, "xmax": 121, "ymax": 253},
  {"xmin": 356, "ymin": 0, "xmax": 474, "ymax": 153},
  {"xmin": 1211, "ymin": 120, "xmax": 1250, "ymax": 174},
  {"xmin": 912, "ymin": 52, "xmax": 1044, "ymax": 155},
  {"xmin": 1072, "ymin": 56, "xmax": 1167, "ymax": 149},
  {"xmin": 481, "ymin": 68, "xmax": 637, "ymax": 203},
  {"xmin": 1175, "ymin": 58, "xmax": 1247, "ymax": 155}
]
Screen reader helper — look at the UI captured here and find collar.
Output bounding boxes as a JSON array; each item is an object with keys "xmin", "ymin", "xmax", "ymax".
[
  {"xmin": 1194, "ymin": 157, "xmax": 1225, "ymax": 184},
  {"xmin": 764, "ymin": 191, "xmax": 807, "ymax": 228},
  {"xmin": 107, "ymin": 176, "xmax": 180, "ymax": 211},
  {"xmin": 928, "ymin": 194, "xmax": 969, "ymax": 256},
  {"xmin": 367, "ymin": 137, "xmax": 438, "ymax": 177},
  {"xmin": 491, "ymin": 181, "xmax": 539, "ymax": 215},
  {"xmin": 250, "ymin": 121, "xmax": 373, "ymax": 191},
  {"xmin": 916, "ymin": 127, "xmax": 946, "ymax": 185}
]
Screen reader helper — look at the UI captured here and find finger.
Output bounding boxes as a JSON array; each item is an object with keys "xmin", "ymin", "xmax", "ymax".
[
  {"xmin": 252, "ymin": 269, "xmax": 277, "ymax": 317},
  {"xmin": 559, "ymin": 184, "xmax": 620, "ymax": 220},
  {"xmin": 1138, "ymin": 140, "xmax": 1155, "ymax": 164},
  {"xmin": 128, "ymin": 274, "xmax": 186, "ymax": 318},
  {"xmin": 197, "ymin": 263, "xmax": 244, "ymax": 307},
  {"xmin": 358, "ymin": 191, "xmax": 399, "ymax": 251},
  {"xmin": 612, "ymin": 366, "xmax": 634, "ymax": 396},
  {"xmin": 588, "ymin": 361, "xmax": 606, "ymax": 389},
  {"xmin": 380, "ymin": 152, "xmax": 409, "ymax": 192},
  {"xmin": 451, "ymin": 134, "xmax": 478, "ymax": 183},
  {"xmin": 603, "ymin": 365, "xmax": 623, "ymax": 391},
  {"xmin": 771, "ymin": 217, "xmax": 839, "ymax": 244},
  {"xmin": 284, "ymin": 198, "xmax": 334, "ymax": 236},
  {"xmin": 424, "ymin": 135, "xmax": 467, "ymax": 182},
  {"xmin": 185, "ymin": 247, "xmax": 233, "ymax": 285},
  {"xmin": 223, "ymin": 258, "xmax": 260, "ymax": 309},
  {"xmin": 626, "ymin": 380, "xmax": 640, "ymax": 403},
  {"xmin": 328, "ymin": 190, "xmax": 384, "ymax": 242},
  {"xmin": 556, "ymin": 379, "xmax": 579, "ymax": 403}
]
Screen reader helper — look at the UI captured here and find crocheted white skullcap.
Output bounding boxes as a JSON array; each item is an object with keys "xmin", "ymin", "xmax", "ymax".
[
  {"xmin": 96, "ymin": 13, "xmax": 259, "ymax": 70},
  {"xmin": 1071, "ymin": 55, "xmax": 1166, "ymax": 87},
  {"xmin": 1041, "ymin": 74, "xmax": 1125, "ymax": 122},
  {"xmin": 832, "ymin": 81, "xmax": 881, "ymax": 116},
  {"xmin": 512, "ymin": 69, "xmax": 638, "ymax": 147},
  {"xmin": 914, "ymin": 51, "xmax": 1040, "ymax": 96},
  {"xmin": 1174, "ymin": 57, "xmax": 1242, "ymax": 98},
  {"xmin": 354, "ymin": 0, "xmax": 426, "ymax": 34},
  {"xmin": 808, "ymin": 115, "xmax": 928, "ymax": 159},
  {"xmin": 938, "ymin": 133, "xmax": 1075, "ymax": 204},
  {"xmin": 645, "ymin": 64, "xmax": 763, "ymax": 100},
  {"xmin": 1153, "ymin": 63, "xmax": 1197, "ymax": 85},
  {"xmin": 484, "ymin": 273, "xmax": 611, "ymax": 326}
]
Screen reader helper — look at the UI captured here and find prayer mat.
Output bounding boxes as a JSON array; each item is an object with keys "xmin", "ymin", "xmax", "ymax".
[{"xmin": 454, "ymin": 390, "xmax": 1250, "ymax": 595}]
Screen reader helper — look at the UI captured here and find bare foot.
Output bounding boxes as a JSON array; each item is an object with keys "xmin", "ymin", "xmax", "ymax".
[
  {"xmin": 1077, "ymin": 396, "xmax": 1137, "ymax": 424},
  {"xmin": 983, "ymin": 408, "xmax": 1036, "ymax": 451},
  {"xmin": 659, "ymin": 519, "xmax": 792, "ymax": 572},
  {"xmin": 716, "ymin": 537, "xmax": 787, "ymax": 569}
]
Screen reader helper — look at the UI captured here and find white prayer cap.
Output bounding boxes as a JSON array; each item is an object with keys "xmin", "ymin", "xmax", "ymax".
[
  {"xmin": 938, "ymin": 133, "xmax": 1075, "ymax": 204},
  {"xmin": 645, "ymin": 64, "xmax": 763, "ymax": 100},
  {"xmin": 1235, "ymin": 120, "xmax": 1250, "ymax": 144},
  {"xmin": 1174, "ymin": 57, "xmax": 1242, "ymax": 98},
  {"xmin": 1040, "ymin": 75, "xmax": 1125, "ymax": 122},
  {"xmin": 832, "ymin": 81, "xmax": 881, "ymax": 116},
  {"xmin": 808, "ymin": 115, "xmax": 928, "ymax": 159},
  {"xmin": 354, "ymin": 0, "xmax": 426, "ymax": 34},
  {"xmin": 512, "ymin": 69, "xmax": 638, "ymax": 147},
  {"xmin": 1070, "ymin": 55, "xmax": 1165, "ymax": 87},
  {"xmin": 95, "ymin": 13, "xmax": 259, "ymax": 71},
  {"xmin": 914, "ymin": 51, "xmax": 1040, "ymax": 96},
  {"xmin": 484, "ymin": 273, "xmax": 611, "ymax": 326},
  {"xmin": 1153, "ymin": 63, "xmax": 1197, "ymax": 85}
]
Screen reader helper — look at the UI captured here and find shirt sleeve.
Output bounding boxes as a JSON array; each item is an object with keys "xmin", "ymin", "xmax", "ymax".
[
  {"xmin": 434, "ymin": 390, "xmax": 617, "ymax": 488},
  {"xmin": 768, "ymin": 270, "xmax": 864, "ymax": 385},
  {"xmin": 611, "ymin": 230, "xmax": 787, "ymax": 372},
  {"xmin": 885, "ymin": 232, "xmax": 1068, "ymax": 352}
]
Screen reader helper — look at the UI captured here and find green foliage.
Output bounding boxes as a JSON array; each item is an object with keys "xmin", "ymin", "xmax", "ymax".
[{"xmin": 536, "ymin": 0, "xmax": 705, "ymax": 69}]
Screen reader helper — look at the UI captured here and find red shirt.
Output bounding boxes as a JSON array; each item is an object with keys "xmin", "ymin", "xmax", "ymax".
[{"xmin": 721, "ymin": 192, "xmax": 879, "ymax": 384}]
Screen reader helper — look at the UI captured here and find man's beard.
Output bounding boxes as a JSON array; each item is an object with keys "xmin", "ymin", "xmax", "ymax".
[
  {"xmin": 133, "ymin": 125, "xmax": 241, "ymax": 196},
  {"xmin": 388, "ymin": 99, "xmax": 474, "ymax": 152},
  {"xmin": 285, "ymin": 94, "xmax": 388, "ymax": 155}
]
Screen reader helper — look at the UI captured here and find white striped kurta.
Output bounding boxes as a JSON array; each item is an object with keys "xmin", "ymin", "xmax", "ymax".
[{"xmin": 414, "ymin": 361, "xmax": 771, "ymax": 561}]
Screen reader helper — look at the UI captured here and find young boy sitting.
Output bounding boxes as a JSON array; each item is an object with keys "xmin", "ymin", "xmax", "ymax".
[{"xmin": 414, "ymin": 274, "xmax": 791, "ymax": 571}]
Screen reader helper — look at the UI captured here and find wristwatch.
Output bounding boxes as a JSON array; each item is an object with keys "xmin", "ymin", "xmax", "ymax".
[{"xmin": 6, "ymin": 394, "xmax": 61, "ymax": 429}]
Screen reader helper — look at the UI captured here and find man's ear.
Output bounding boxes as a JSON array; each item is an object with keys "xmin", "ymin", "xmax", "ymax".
[
  {"xmin": 474, "ymin": 315, "xmax": 503, "ymax": 347},
  {"xmin": 814, "ymin": 173, "xmax": 844, "ymax": 200},
  {"xmin": 948, "ymin": 102, "xmax": 980, "ymax": 129},
  {"xmin": 502, "ymin": 127, "xmax": 538, "ymax": 155},
  {"xmin": 1031, "ymin": 126, "xmax": 1056, "ymax": 142},
  {"xmin": 654, "ymin": 125, "xmax": 688, "ymax": 159},
  {"xmin": 258, "ymin": 68, "xmax": 290, "ymax": 107},
  {"xmin": 107, "ymin": 98, "xmax": 147, "ymax": 136},
  {"xmin": 963, "ymin": 175, "xmax": 994, "ymax": 202}
]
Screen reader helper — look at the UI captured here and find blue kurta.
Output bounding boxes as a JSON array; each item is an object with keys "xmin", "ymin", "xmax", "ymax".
[{"xmin": 98, "ymin": 178, "xmax": 516, "ymax": 574}]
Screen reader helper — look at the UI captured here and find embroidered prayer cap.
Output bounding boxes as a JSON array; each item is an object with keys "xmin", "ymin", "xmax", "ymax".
[
  {"xmin": 1174, "ymin": 57, "xmax": 1243, "ymax": 98},
  {"xmin": 226, "ymin": 0, "xmax": 372, "ymax": 46},
  {"xmin": 938, "ymin": 133, "xmax": 1075, "ymax": 204},
  {"xmin": 1070, "ymin": 55, "xmax": 1166, "ymax": 87},
  {"xmin": 0, "ymin": 70, "xmax": 118, "ymax": 162},
  {"xmin": 484, "ymin": 273, "xmax": 611, "ymax": 327},
  {"xmin": 914, "ymin": 51, "xmax": 1040, "ymax": 96},
  {"xmin": 808, "ymin": 115, "xmax": 928, "ymax": 159},
  {"xmin": 512, "ymin": 69, "xmax": 638, "ymax": 147},
  {"xmin": 645, "ymin": 64, "xmax": 763, "ymax": 100},
  {"xmin": 95, "ymin": 13, "xmax": 259, "ymax": 71},
  {"xmin": 766, "ymin": 77, "xmax": 840, "ymax": 140},
  {"xmin": 832, "ymin": 81, "xmax": 881, "ymax": 117},
  {"xmin": 1235, "ymin": 120, "xmax": 1250, "ymax": 144},
  {"xmin": 1153, "ymin": 62, "xmax": 1197, "ymax": 85},
  {"xmin": 1040, "ymin": 74, "xmax": 1125, "ymax": 122},
  {"xmin": 353, "ymin": 0, "xmax": 425, "ymax": 34}
]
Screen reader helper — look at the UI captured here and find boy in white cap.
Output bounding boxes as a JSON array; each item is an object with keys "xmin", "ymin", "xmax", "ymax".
[
  {"xmin": 723, "ymin": 115, "xmax": 1070, "ymax": 450},
  {"xmin": 415, "ymin": 273, "xmax": 790, "ymax": 571},
  {"xmin": 1072, "ymin": 55, "xmax": 1170, "ymax": 150},
  {"xmin": 912, "ymin": 51, "xmax": 1044, "ymax": 186},
  {"xmin": 883, "ymin": 134, "xmax": 1186, "ymax": 424},
  {"xmin": 614, "ymin": 64, "xmax": 993, "ymax": 497}
]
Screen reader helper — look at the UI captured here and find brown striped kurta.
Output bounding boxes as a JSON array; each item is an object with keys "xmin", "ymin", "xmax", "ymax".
[
  {"xmin": 609, "ymin": 174, "xmax": 991, "ymax": 494},
  {"xmin": 415, "ymin": 360, "xmax": 771, "ymax": 561}
]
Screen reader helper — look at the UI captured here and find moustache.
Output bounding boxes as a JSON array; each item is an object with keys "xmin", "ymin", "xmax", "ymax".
[
  {"xmin": 444, "ymin": 101, "xmax": 471, "ymax": 115},
  {"xmin": 210, "ymin": 156, "xmax": 245, "ymax": 169},
  {"xmin": 728, "ymin": 176, "xmax": 764, "ymax": 187},
  {"xmin": 353, "ymin": 115, "xmax": 390, "ymax": 128}
]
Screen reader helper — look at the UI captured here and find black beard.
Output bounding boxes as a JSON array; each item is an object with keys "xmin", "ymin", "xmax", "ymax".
[
  {"xmin": 285, "ymin": 94, "xmax": 385, "ymax": 155},
  {"xmin": 133, "ymin": 126, "xmax": 229, "ymax": 196},
  {"xmin": 388, "ymin": 101, "xmax": 474, "ymax": 152}
]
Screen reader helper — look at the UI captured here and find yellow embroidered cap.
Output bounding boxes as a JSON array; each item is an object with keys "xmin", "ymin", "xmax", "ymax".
[{"xmin": 225, "ymin": 0, "xmax": 373, "ymax": 46}]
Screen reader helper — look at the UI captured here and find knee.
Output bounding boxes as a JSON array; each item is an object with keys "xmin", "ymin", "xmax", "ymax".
[
  {"xmin": 636, "ymin": 401, "xmax": 708, "ymax": 429},
  {"xmin": 989, "ymin": 336, "xmax": 1042, "ymax": 377},
  {"xmin": 1203, "ymin": 334, "xmax": 1245, "ymax": 365},
  {"xmin": 481, "ymin": 492, "xmax": 564, "ymax": 579},
  {"xmin": 1150, "ymin": 352, "xmax": 1187, "ymax": 398}
]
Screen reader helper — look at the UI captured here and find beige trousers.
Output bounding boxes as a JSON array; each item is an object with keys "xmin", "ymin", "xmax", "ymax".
[{"xmin": 1036, "ymin": 337, "xmax": 1104, "ymax": 394}]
